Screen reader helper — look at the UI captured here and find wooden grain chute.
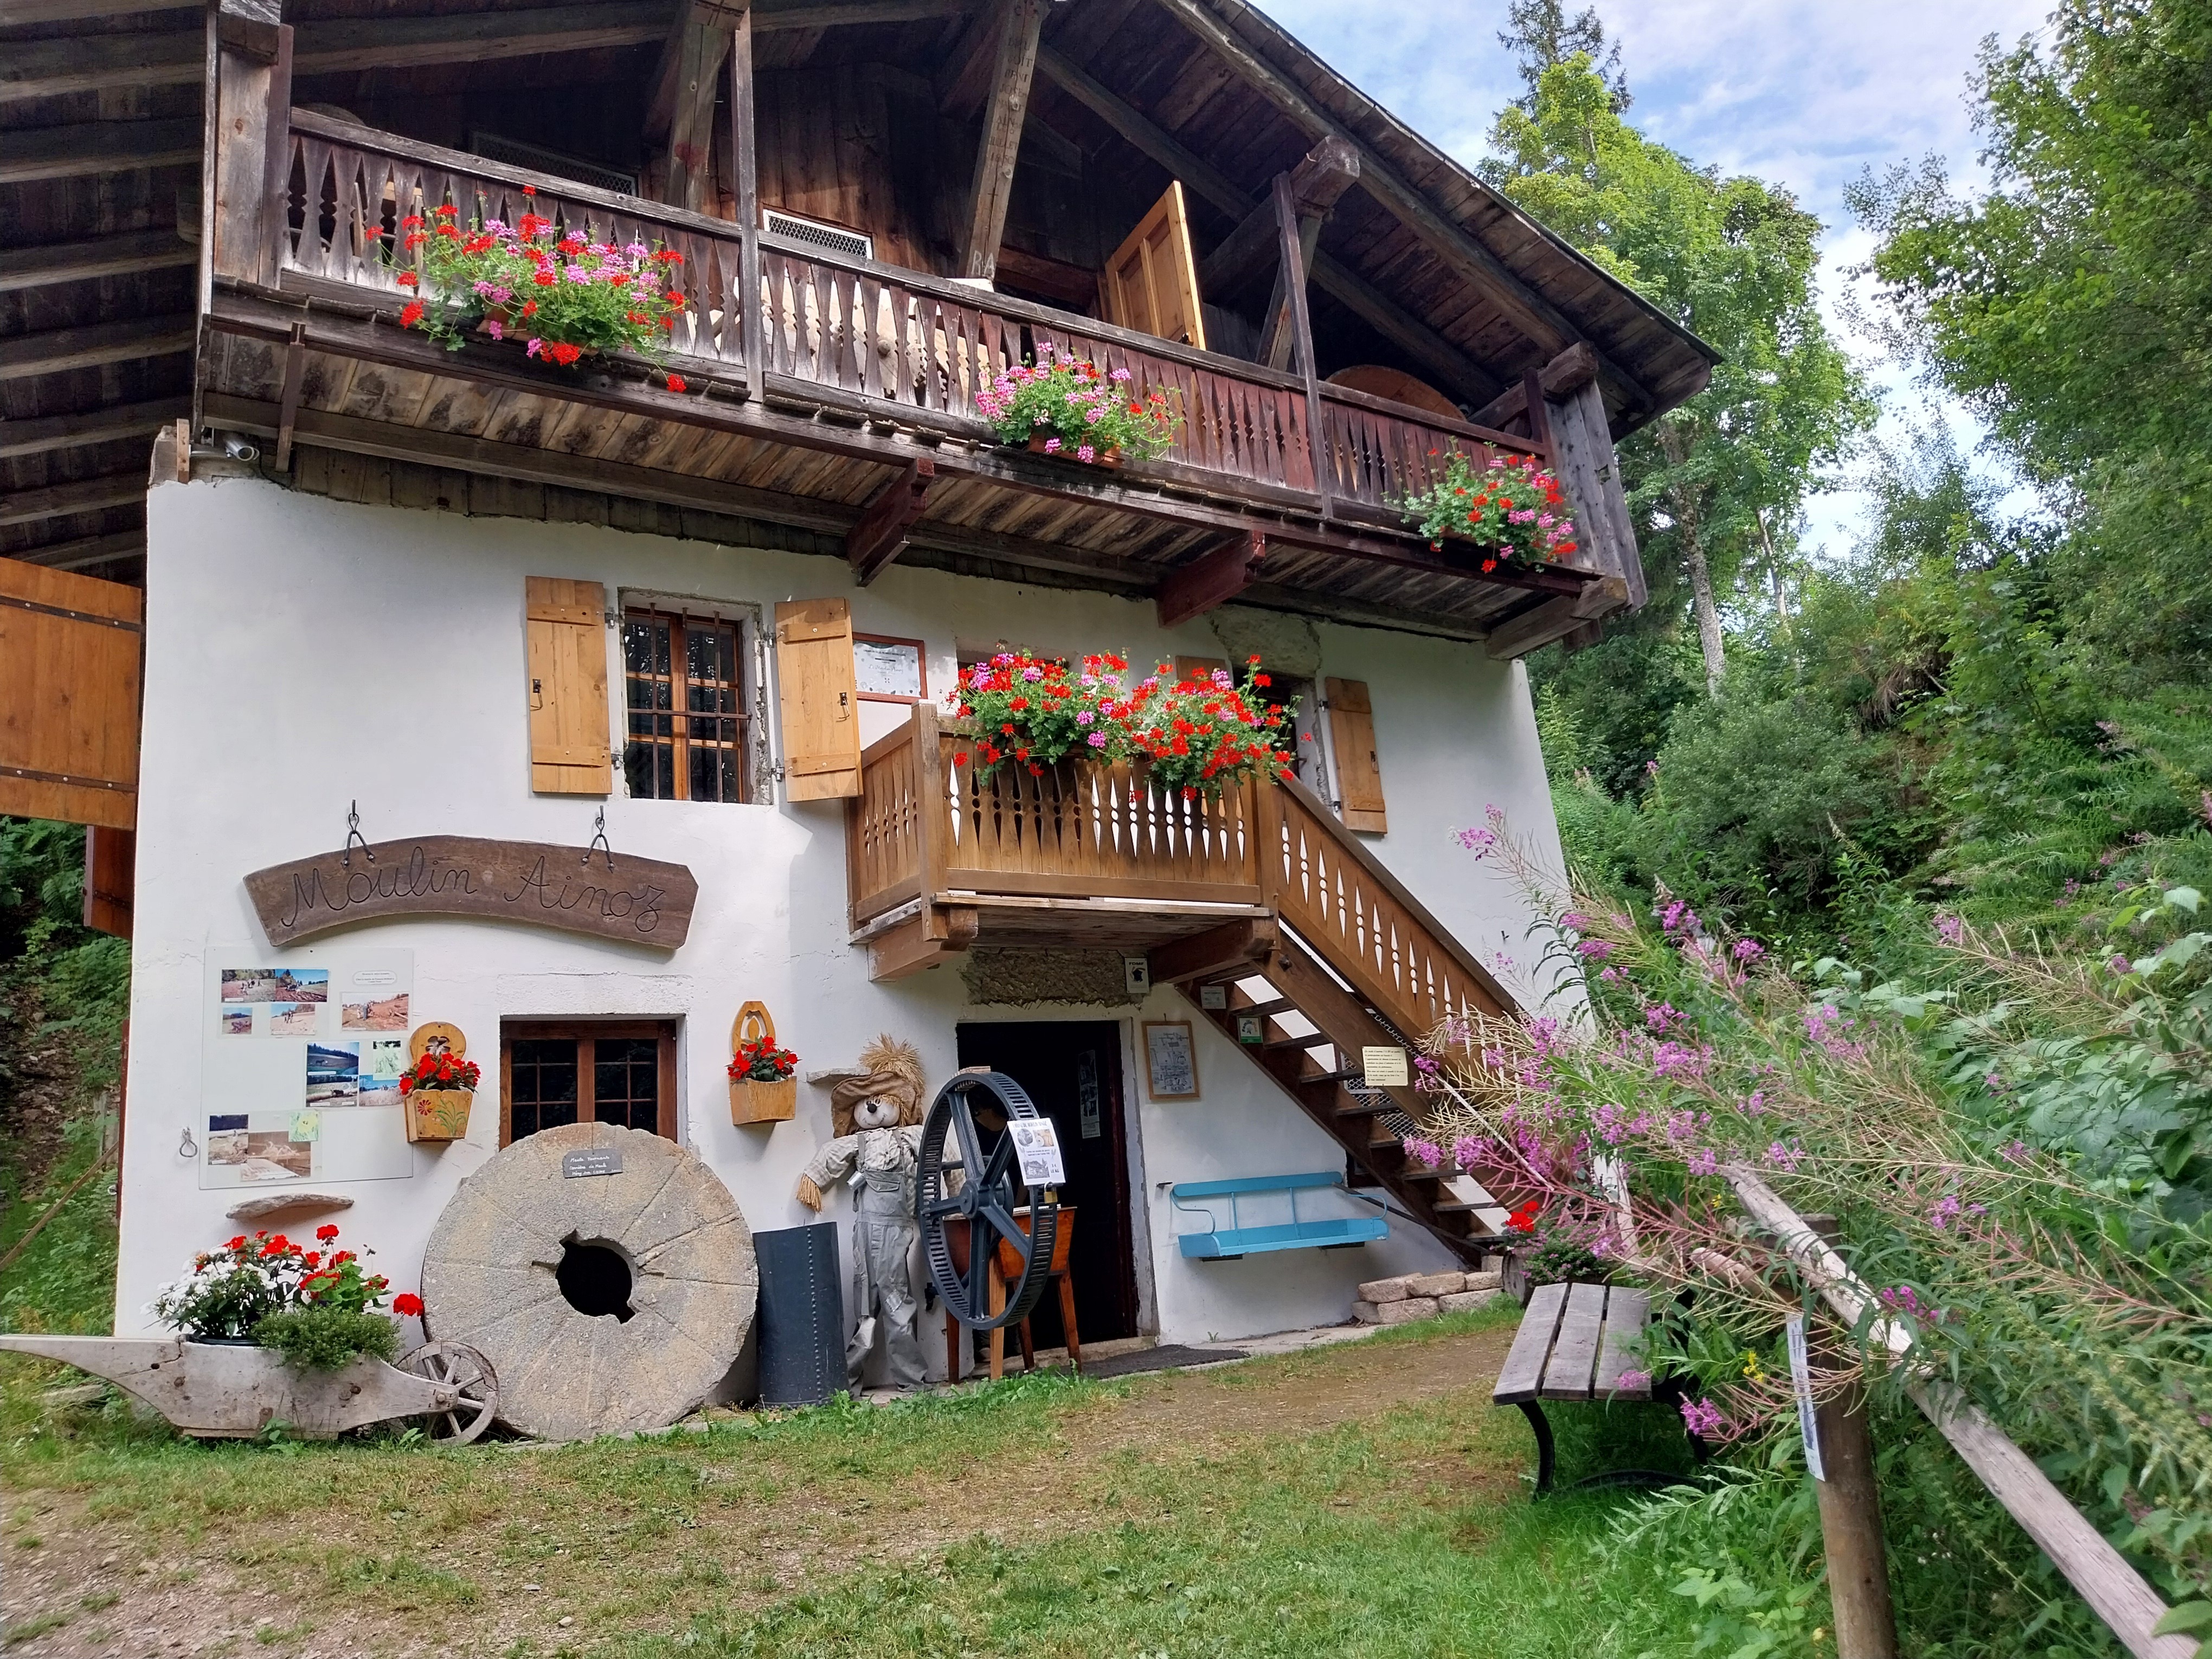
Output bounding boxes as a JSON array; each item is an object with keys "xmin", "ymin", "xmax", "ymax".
[{"xmin": 0, "ymin": 556, "xmax": 142, "ymax": 831}]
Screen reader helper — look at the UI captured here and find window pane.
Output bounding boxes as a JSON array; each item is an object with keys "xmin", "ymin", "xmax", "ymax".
[
  {"xmin": 510, "ymin": 1039, "xmax": 579, "ymax": 1142},
  {"xmin": 622, "ymin": 615, "xmax": 679, "ymax": 801},
  {"xmin": 683, "ymin": 622, "xmax": 744, "ymax": 804},
  {"xmin": 594, "ymin": 1037, "xmax": 661, "ymax": 1133}
]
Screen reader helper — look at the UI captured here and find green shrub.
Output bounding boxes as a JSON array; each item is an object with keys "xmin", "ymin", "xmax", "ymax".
[{"xmin": 254, "ymin": 1307, "xmax": 400, "ymax": 1371}]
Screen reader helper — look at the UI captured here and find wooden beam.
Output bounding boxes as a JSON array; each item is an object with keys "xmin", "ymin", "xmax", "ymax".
[
  {"xmin": 0, "ymin": 318, "xmax": 196, "ymax": 383},
  {"xmin": 1148, "ymin": 915, "xmax": 1277, "ymax": 984},
  {"xmin": 273, "ymin": 324, "xmax": 308, "ymax": 472},
  {"xmin": 0, "ymin": 398, "xmax": 190, "ymax": 461},
  {"xmin": 0, "ymin": 118, "xmax": 202, "ymax": 186},
  {"xmin": 1199, "ymin": 135, "xmax": 1356, "ymax": 298},
  {"xmin": 1483, "ymin": 577, "xmax": 1626, "ymax": 660},
  {"xmin": 1031, "ymin": 44, "xmax": 1497, "ymax": 404},
  {"xmin": 1148, "ymin": 0, "xmax": 1652, "ymax": 412},
  {"xmin": 1, "ymin": 30, "xmax": 201, "ymax": 103},
  {"xmin": 845, "ymin": 458, "xmax": 935, "ymax": 584},
  {"xmin": 1257, "ymin": 147, "xmax": 1351, "ymax": 372},
  {"xmin": 1469, "ymin": 341, "xmax": 1599, "ymax": 430},
  {"xmin": 1271, "ymin": 173, "xmax": 1328, "ymax": 511},
  {"xmin": 934, "ymin": 3, "xmax": 1003, "ymax": 119},
  {"xmin": 6, "ymin": 531, "xmax": 148, "ymax": 571},
  {"xmin": 0, "ymin": 230, "xmax": 193, "ymax": 295},
  {"xmin": 991, "ymin": 243, "xmax": 1096, "ymax": 308},
  {"xmin": 0, "ymin": 474, "xmax": 146, "ymax": 530},
  {"xmin": 869, "ymin": 905, "xmax": 978, "ymax": 979},
  {"xmin": 645, "ymin": 1, "xmax": 742, "ymax": 213},
  {"xmin": 285, "ymin": 2, "xmax": 669, "ymax": 77},
  {"xmin": 729, "ymin": 5, "xmax": 763, "ymax": 372},
  {"xmin": 1156, "ymin": 530, "xmax": 1265, "ymax": 628},
  {"xmin": 0, "ymin": 0, "xmax": 196, "ymax": 23},
  {"xmin": 755, "ymin": 0, "xmax": 968, "ymax": 27},
  {"xmin": 954, "ymin": 0, "xmax": 1045, "ymax": 281}
]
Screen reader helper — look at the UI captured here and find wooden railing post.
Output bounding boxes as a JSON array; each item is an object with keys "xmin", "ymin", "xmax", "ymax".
[
  {"xmin": 728, "ymin": 3, "xmax": 762, "ymax": 386},
  {"xmin": 1253, "ymin": 772, "xmax": 1287, "ymax": 912},
  {"xmin": 205, "ymin": 0, "xmax": 292, "ymax": 295},
  {"xmin": 914, "ymin": 702, "xmax": 948, "ymax": 909}
]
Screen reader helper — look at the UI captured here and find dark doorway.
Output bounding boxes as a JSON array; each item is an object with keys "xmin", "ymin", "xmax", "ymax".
[{"xmin": 956, "ymin": 1020, "xmax": 1139, "ymax": 1347}]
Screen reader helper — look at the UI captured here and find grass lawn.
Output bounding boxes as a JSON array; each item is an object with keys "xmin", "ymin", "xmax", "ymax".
[{"xmin": 0, "ymin": 1306, "xmax": 1709, "ymax": 1657}]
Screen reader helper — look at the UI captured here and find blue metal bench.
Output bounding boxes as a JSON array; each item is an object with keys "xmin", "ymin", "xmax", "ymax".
[{"xmin": 1169, "ymin": 1172, "xmax": 1390, "ymax": 1260}]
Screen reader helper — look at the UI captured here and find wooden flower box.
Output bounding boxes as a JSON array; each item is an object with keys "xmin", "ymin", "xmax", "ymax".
[
  {"xmin": 1025, "ymin": 432, "xmax": 1123, "ymax": 468},
  {"xmin": 728, "ymin": 1000, "xmax": 798, "ymax": 1126},
  {"xmin": 406, "ymin": 1088, "xmax": 474, "ymax": 1143}
]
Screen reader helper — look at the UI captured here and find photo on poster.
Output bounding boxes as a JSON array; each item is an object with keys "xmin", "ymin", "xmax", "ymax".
[
  {"xmin": 268, "ymin": 1002, "xmax": 319, "ymax": 1036},
  {"xmin": 222, "ymin": 968, "xmax": 328, "ymax": 1004},
  {"xmin": 357, "ymin": 1037, "xmax": 406, "ymax": 1105},
  {"xmin": 219, "ymin": 1007, "xmax": 254, "ymax": 1036},
  {"xmin": 207, "ymin": 1118, "xmax": 314, "ymax": 1181},
  {"xmin": 341, "ymin": 992, "xmax": 409, "ymax": 1031},
  {"xmin": 305, "ymin": 1041, "xmax": 360, "ymax": 1108}
]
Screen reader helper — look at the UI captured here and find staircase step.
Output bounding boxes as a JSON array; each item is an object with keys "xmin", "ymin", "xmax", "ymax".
[
  {"xmin": 1262, "ymin": 1031, "xmax": 1326, "ymax": 1050},
  {"xmin": 1333, "ymin": 1097, "xmax": 1390, "ymax": 1119},
  {"xmin": 1233, "ymin": 997, "xmax": 1296, "ymax": 1020},
  {"xmin": 1302, "ymin": 1067, "xmax": 1359, "ymax": 1084},
  {"xmin": 1432, "ymin": 1199, "xmax": 1483, "ymax": 1214}
]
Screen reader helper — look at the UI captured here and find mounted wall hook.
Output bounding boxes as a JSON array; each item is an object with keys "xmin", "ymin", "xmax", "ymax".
[
  {"xmin": 341, "ymin": 800, "xmax": 374, "ymax": 867},
  {"xmin": 178, "ymin": 1124, "xmax": 198, "ymax": 1160},
  {"xmin": 584, "ymin": 807, "xmax": 615, "ymax": 871}
]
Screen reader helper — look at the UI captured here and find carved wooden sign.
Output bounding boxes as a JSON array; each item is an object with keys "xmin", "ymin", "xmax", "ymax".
[{"xmin": 243, "ymin": 835, "xmax": 699, "ymax": 949}]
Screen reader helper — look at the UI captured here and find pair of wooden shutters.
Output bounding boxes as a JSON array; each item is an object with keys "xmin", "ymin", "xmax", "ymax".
[{"xmin": 524, "ymin": 578, "xmax": 864, "ymax": 801}]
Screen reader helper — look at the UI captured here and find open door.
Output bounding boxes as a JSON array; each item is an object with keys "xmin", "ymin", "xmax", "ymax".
[
  {"xmin": 0, "ymin": 557, "xmax": 141, "ymax": 831},
  {"xmin": 1099, "ymin": 181, "xmax": 1207, "ymax": 351}
]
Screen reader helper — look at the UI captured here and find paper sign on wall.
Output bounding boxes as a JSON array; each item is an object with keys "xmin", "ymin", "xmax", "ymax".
[
  {"xmin": 1361, "ymin": 1046, "xmax": 1410, "ymax": 1088},
  {"xmin": 1077, "ymin": 1051, "xmax": 1103, "ymax": 1141},
  {"xmin": 1009, "ymin": 1118, "xmax": 1067, "ymax": 1187},
  {"xmin": 1786, "ymin": 1313, "xmax": 1826, "ymax": 1481}
]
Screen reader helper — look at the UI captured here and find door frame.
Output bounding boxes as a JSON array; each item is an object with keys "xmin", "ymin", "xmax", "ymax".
[{"xmin": 499, "ymin": 1019, "xmax": 680, "ymax": 1144}]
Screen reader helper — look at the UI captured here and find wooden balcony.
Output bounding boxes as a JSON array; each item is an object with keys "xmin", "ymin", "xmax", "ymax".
[{"xmin": 195, "ymin": 110, "xmax": 1634, "ymax": 651}]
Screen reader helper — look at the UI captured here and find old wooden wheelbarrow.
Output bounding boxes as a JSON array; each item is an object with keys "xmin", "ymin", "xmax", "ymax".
[{"xmin": 0, "ymin": 1336, "xmax": 498, "ymax": 1443}]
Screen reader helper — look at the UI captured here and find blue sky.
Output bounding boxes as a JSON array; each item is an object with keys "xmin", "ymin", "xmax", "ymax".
[{"xmin": 1253, "ymin": 0, "xmax": 2054, "ymax": 562}]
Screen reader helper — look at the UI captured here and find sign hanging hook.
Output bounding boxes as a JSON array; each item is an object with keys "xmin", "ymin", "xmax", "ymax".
[
  {"xmin": 341, "ymin": 800, "xmax": 374, "ymax": 867},
  {"xmin": 584, "ymin": 807, "xmax": 615, "ymax": 871}
]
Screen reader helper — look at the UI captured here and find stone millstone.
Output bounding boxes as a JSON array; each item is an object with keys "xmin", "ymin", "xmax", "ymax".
[{"xmin": 421, "ymin": 1123, "xmax": 757, "ymax": 1442}]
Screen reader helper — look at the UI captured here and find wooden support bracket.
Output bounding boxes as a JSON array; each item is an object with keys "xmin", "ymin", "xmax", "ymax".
[
  {"xmin": 845, "ymin": 457, "xmax": 935, "ymax": 584},
  {"xmin": 1155, "ymin": 530, "xmax": 1264, "ymax": 628},
  {"xmin": 273, "ymin": 323, "xmax": 307, "ymax": 472},
  {"xmin": 1470, "ymin": 341, "xmax": 1600, "ymax": 433},
  {"xmin": 869, "ymin": 904, "xmax": 978, "ymax": 980},
  {"xmin": 1148, "ymin": 915, "xmax": 1277, "ymax": 985}
]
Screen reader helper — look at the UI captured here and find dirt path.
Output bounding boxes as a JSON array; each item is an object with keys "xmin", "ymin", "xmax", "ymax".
[{"xmin": 3, "ymin": 1323, "xmax": 1517, "ymax": 1657}]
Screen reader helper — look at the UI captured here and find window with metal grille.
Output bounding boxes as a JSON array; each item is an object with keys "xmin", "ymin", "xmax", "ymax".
[
  {"xmin": 501, "ymin": 1022, "xmax": 677, "ymax": 1144},
  {"xmin": 621, "ymin": 611, "xmax": 748, "ymax": 803}
]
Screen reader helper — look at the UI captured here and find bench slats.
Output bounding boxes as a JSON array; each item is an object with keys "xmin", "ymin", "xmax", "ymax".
[
  {"xmin": 1539, "ymin": 1281, "xmax": 1609, "ymax": 1401},
  {"xmin": 1594, "ymin": 1287, "xmax": 1652, "ymax": 1399},
  {"xmin": 1492, "ymin": 1282, "xmax": 1566, "ymax": 1405}
]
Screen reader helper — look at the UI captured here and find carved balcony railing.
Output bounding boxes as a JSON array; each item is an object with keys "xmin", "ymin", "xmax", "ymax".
[{"xmin": 272, "ymin": 112, "xmax": 1562, "ymax": 544}]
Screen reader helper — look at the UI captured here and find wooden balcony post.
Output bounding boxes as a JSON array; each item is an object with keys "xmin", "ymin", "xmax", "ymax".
[
  {"xmin": 205, "ymin": 0, "xmax": 292, "ymax": 294},
  {"xmin": 1252, "ymin": 769, "xmax": 1286, "ymax": 913},
  {"xmin": 727, "ymin": 3, "xmax": 762, "ymax": 382},
  {"xmin": 915, "ymin": 701, "xmax": 948, "ymax": 908},
  {"xmin": 1271, "ymin": 171, "xmax": 1330, "ymax": 520}
]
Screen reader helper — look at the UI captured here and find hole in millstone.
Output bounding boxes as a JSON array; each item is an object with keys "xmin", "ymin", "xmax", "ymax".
[{"xmin": 556, "ymin": 1237, "xmax": 635, "ymax": 1322}]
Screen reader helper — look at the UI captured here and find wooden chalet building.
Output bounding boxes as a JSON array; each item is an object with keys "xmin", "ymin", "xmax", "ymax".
[{"xmin": 2, "ymin": 0, "xmax": 1714, "ymax": 1384}]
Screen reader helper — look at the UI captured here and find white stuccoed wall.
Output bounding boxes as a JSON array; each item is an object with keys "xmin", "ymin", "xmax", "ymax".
[{"xmin": 116, "ymin": 474, "xmax": 1573, "ymax": 1352}]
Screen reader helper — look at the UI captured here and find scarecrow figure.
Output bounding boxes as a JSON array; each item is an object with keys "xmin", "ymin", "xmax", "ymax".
[{"xmin": 795, "ymin": 1036, "xmax": 929, "ymax": 1391}]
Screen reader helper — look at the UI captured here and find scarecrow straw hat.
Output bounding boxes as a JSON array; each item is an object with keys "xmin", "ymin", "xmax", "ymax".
[{"xmin": 829, "ymin": 1034, "xmax": 926, "ymax": 1135}]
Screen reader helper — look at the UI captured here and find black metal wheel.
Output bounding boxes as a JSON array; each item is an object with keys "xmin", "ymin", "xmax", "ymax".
[{"xmin": 916, "ymin": 1070, "xmax": 1059, "ymax": 1332}]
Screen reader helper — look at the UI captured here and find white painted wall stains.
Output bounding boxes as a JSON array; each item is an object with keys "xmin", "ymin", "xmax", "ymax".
[{"xmin": 119, "ymin": 476, "xmax": 1569, "ymax": 1349}]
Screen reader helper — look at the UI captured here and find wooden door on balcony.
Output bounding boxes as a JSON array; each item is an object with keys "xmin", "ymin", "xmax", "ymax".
[
  {"xmin": 956, "ymin": 1020, "xmax": 1139, "ymax": 1346},
  {"xmin": 1098, "ymin": 182, "xmax": 1208, "ymax": 352}
]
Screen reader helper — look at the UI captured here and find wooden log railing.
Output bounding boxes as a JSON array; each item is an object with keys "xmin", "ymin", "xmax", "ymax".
[
  {"xmin": 847, "ymin": 708, "xmax": 1264, "ymax": 930},
  {"xmin": 266, "ymin": 112, "xmax": 1556, "ymax": 530}
]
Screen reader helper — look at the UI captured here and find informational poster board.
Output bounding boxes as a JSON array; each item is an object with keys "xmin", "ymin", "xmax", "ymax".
[{"xmin": 199, "ymin": 949, "xmax": 417, "ymax": 1189}]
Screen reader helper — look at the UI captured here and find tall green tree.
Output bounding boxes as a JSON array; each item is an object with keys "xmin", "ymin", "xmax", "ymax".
[
  {"xmin": 1497, "ymin": 0, "xmax": 1630, "ymax": 113},
  {"xmin": 1486, "ymin": 57, "xmax": 1869, "ymax": 693}
]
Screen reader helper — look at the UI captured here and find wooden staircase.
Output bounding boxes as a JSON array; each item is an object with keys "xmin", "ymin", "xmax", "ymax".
[{"xmin": 1150, "ymin": 776, "xmax": 1516, "ymax": 1263}]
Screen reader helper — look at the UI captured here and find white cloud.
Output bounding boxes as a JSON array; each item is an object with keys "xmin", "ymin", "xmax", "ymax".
[{"xmin": 1253, "ymin": 0, "xmax": 2053, "ymax": 560}]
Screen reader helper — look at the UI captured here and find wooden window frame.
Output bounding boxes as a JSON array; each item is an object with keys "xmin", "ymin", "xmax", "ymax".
[
  {"xmin": 852, "ymin": 632, "xmax": 928, "ymax": 704},
  {"xmin": 499, "ymin": 1020, "xmax": 679, "ymax": 1145},
  {"xmin": 620, "ymin": 608, "xmax": 751, "ymax": 804}
]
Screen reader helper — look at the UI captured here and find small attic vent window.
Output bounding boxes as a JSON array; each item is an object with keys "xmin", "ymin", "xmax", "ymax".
[
  {"xmin": 763, "ymin": 210, "xmax": 873, "ymax": 261},
  {"xmin": 469, "ymin": 132, "xmax": 638, "ymax": 197}
]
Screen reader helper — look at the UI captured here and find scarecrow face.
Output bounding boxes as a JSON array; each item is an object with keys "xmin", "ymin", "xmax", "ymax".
[{"xmin": 853, "ymin": 1095, "xmax": 902, "ymax": 1131}]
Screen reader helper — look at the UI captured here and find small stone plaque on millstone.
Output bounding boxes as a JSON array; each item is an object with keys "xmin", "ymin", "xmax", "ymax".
[{"xmin": 562, "ymin": 1148, "xmax": 624, "ymax": 1179}]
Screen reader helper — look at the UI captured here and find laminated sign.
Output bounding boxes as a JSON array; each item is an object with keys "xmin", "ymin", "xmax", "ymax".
[
  {"xmin": 1008, "ymin": 1118, "xmax": 1067, "ymax": 1187},
  {"xmin": 1786, "ymin": 1313, "xmax": 1826, "ymax": 1481}
]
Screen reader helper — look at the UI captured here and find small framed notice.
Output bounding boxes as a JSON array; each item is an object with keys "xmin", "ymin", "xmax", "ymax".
[
  {"xmin": 1199, "ymin": 983, "xmax": 1227, "ymax": 1011},
  {"xmin": 1361, "ymin": 1046, "xmax": 1410, "ymax": 1088},
  {"xmin": 853, "ymin": 634, "xmax": 927, "ymax": 702},
  {"xmin": 1009, "ymin": 1117, "xmax": 1067, "ymax": 1186},
  {"xmin": 1143, "ymin": 1020, "xmax": 1200, "ymax": 1101}
]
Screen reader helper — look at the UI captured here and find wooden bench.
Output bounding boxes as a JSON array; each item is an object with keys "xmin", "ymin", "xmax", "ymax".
[
  {"xmin": 1493, "ymin": 1279, "xmax": 1705, "ymax": 1495},
  {"xmin": 1168, "ymin": 1172, "xmax": 1389, "ymax": 1260}
]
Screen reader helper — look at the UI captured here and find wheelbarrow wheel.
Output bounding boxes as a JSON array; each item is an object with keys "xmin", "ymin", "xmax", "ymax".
[{"xmin": 397, "ymin": 1341, "xmax": 498, "ymax": 1444}]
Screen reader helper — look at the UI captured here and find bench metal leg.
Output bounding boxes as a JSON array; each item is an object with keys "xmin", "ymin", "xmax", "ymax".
[{"xmin": 1515, "ymin": 1401, "xmax": 1557, "ymax": 1496}]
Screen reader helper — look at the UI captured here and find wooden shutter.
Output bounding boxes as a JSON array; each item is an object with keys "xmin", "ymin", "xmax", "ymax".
[
  {"xmin": 525, "ymin": 576, "xmax": 611, "ymax": 795},
  {"xmin": 1098, "ymin": 181, "xmax": 1208, "ymax": 350},
  {"xmin": 0, "ymin": 556, "xmax": 142, "ymax": 831},
  {"xmin": 1324, "ymin": 677, "xmax": 1387, "ymax": 834},
  {"xmin": 774, "ymin": 597, "xmax": 862, "ymax": 801}
]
